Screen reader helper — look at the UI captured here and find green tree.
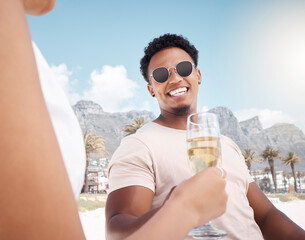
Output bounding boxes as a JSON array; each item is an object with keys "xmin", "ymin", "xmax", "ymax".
[
  {"xmin": 124, "ymin": 117, "xmax": 145, "ymax": 136},
  {"xmin": 282, "ymin": 152, "xmax": 302, "ymax": 192},
  {"xmin": 84, "ymin": 132, "xmax": 108, "ymax": 193},
  {"xmin": 261, "ymin": 146, "xmax": 280, "ymax": 193}
]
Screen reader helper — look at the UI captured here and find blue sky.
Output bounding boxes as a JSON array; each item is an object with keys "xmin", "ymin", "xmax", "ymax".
[{"xmin": 27, "ymin": 0, "xmax": 305, "ymax": 132}]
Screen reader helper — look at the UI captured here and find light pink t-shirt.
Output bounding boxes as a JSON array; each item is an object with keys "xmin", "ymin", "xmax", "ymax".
[{"xmin": 108, "ymin": 122, "xmax": 263, "ymax": 240}]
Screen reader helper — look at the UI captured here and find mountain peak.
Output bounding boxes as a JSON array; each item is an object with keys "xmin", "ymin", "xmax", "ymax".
[
  {"xmin": 240, "ymin": 116, "xmax": 263, "ymax": 136},
  {"xmin": 73, "ymin": 100, "xmax": 104, "ymax": 115}
]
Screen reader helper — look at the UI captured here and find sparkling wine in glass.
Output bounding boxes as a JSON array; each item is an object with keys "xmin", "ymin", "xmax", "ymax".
[{"xmin": 186, "ymin": 112, "xmax": 227, "ymax": 239}]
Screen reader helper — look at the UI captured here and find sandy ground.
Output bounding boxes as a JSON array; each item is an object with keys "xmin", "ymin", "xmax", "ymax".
[
  {"xmin": 79, "ymin": 200, "xmax": 305, "ymax": 240},
  {"xmin": 79, "ymin": 208, "xmax": 106, "ymax": 240}
]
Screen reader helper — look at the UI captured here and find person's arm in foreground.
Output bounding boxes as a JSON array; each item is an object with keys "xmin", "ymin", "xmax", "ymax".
[
  {"xmin": 107, "ymin": 167, "xmax": 227, "ymax": 240},
  {"xmin": 126, "ymin": 167, "xmax": 227, "ymax": 240},
  {"xmin": 247, "ymin": 182, "xmax": 305, "ymax": 240},
  {"xmin": 0, "ymin": 0, "xmax": 85, "ymax": 239}
]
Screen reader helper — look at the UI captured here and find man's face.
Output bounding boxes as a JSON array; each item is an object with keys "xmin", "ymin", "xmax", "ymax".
[{"xmin": 147, "ymin": 47, "xmax": 201, "ymax": 116}]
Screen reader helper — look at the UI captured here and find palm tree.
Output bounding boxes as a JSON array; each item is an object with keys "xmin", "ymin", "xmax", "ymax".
[
  {"xmin": 282, "ymin": 152, "xmax": 302, "ymax": 192},
  {"xmin": 261, "ymin": 146, "xmax": 280, "ymax": 193},
  {"xmin": 242, "ymin": 149, "xmax": 255, "ymax": 172},
  {"xmin": 242, "ymin": 149, "xmax": 262, "ymax": 174},
  {"xmin": 84, "ymin": 132, "xmax": 108, "ymax": 193},
  {"xmin": 124, "ymin": 117, "xmax": 145, "ymax": 136}
]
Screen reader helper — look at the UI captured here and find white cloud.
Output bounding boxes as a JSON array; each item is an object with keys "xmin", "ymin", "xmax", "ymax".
[
  {"xmin": 234, "ymin": 108, "xmax": 295, "ymax": 129},
  {"xmin": 50, "ymin": 64, "xmax": 81, "ymax": 104},
  {"xmin": 83, "ymin": 65, "xmax": 138, "ymax": 112}
]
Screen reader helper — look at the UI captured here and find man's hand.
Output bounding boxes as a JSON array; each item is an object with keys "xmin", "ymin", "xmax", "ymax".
[{"xmin": 168, "ymin": 167, "xmax": 228, "ymax": 227}]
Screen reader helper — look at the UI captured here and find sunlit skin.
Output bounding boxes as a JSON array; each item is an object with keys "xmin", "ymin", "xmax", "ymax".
[
  {"xmin": 0, "ymin": 0, "xmax": 85, "ymax": 239},
  {"xmin": 147, "ymin": 47, "xmax": 201, "ymax": 130},
  {"xmin": 23, "ymin": 0, "xmax": 56, "ymax": 16}
]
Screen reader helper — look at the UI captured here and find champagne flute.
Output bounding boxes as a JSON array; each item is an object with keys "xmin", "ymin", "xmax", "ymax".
[{"xmin": 186, "ymin": 112, "xmax": 227, "ymax": 239}]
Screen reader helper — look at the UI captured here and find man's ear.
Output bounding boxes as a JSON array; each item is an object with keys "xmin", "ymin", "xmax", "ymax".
[
  {"xmin": 147, "ymin": 83, "xmax": 155, "ymax": 97},
  {"xmin": 196, "ymin": 69, "xmax": 202, "ymax": 85}
]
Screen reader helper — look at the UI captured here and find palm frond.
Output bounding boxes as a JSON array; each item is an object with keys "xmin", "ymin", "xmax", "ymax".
[
  {"xmin": 124, "ymin": 117, "xmax": 145, "ymax": 136},
  {"xmin": 84, "ymin": 132, "xmax": 108, "ymax": 155},
  {"xmin": 261, "ymin": 146, "xmax": 280, "ymax": 159},
  {"xmin": 282, "ymin": 152, "xmax": 302, "ymax": 166}
]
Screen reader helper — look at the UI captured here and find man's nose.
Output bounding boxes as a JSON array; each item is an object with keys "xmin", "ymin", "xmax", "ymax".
[{"xmin": 168, "ymin": 68, "xmax": 182, "ymax": 84}]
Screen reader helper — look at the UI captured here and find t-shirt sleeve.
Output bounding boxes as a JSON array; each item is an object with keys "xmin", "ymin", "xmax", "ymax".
[{"xmin": 107, "ymin": 136, "xmax": 155, "ymax": 194}]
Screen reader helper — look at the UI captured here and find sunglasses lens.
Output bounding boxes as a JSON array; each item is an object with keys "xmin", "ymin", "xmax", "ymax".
[
  {"xmin": 153, "ymin": 67, "xmax": 169, "ymax": 83},
  {"xmin": 176, "ymin": 61, "xmax": 193, "ymax": 77}
]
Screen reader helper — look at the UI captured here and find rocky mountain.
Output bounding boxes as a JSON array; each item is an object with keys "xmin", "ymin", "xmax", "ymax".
[
  {"xmin": 264, "ymin": 123, "xmax": 305, "ymax": 161},
  {"xmin": 240, "ymin": 116, "xmax": 272, "ymax": 152},
  {"xmin": 73, "ymin": 100, "xmax": 155, "ymax": 154},
  {"xmin": 213, "ymin": 108, "xmax": 305, "ymax": 171},
  {"xmin": 208, "ymin": 107, "xmax": 253, "ymax": 151},
  {"xmin": 73, "ymin": 101, "xmax": 305, "ymax": 171}
]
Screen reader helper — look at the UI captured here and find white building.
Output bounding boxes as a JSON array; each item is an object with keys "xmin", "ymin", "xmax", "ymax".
[{"xmin": 251, "ymin": 170, "xmax": 305, "ymax": 193}]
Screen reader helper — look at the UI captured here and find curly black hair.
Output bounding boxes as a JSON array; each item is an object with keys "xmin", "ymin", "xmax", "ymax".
[{"xmin": 140, "ymin": 33, "xmax": 199, "ymax": 83}]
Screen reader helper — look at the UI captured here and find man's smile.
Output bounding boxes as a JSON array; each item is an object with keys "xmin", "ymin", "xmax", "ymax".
[{"xmin": 167, "ymin": 87, "xmax": 189, "ymax": 97}]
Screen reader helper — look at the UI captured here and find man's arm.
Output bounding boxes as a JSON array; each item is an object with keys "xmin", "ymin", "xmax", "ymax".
[
  {"xmin": 247, "ymin": 182, "xmax": 305, "ymax": 240},
  {"xmin": 125, "ymin": 167, "xmax": 227, "ymax": 240},
  {"xmin": 105, "ymin": 186, "xmax": 159, "ymax": 240}
]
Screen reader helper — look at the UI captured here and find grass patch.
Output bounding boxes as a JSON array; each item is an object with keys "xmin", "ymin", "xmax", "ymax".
[
  {"xmin": 296, "ymin": 194, "xmax": 305, "ymax": 200},
  {"xmin": 77, "ymin": 193, "xmax": 107, "ymax": 212},
  {"xmin": 266, "ymin": 193, "xmax": 305, "ymax": 202}
]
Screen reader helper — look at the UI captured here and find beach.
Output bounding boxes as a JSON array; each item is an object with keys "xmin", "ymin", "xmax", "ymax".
[{"xmin": 79, "ymin": 199, "xmax": 305, "ymax": 240}]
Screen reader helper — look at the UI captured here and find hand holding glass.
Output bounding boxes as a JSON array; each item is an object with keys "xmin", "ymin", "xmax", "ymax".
[{"xmin": 186, "ymin": 112, "xmax": 226, "ymax": 239}]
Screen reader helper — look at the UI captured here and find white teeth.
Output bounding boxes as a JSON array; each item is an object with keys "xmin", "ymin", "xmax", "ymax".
[{"xmin": 169, "ymin": 87, "xmax": 187, "ymax": 96}]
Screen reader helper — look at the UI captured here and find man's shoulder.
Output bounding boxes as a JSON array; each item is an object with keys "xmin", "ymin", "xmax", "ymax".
[
  {"xmin": 221, "ymin": 135, "xmax": 243, "ymax": 157},
  {"xmin": 123, "ymin": 122, "xmax": 169, "ymax": 140},
  {"xmin": 123, "ymin": 122, "xmax": 155, "ymax": 139},
  {"xmin": 120, "ymin": 121, "xmax": 185, "ymax": 150},
  {"xmin": 118, "ymin": 122, "xmax": 157, "ymax": 148}
]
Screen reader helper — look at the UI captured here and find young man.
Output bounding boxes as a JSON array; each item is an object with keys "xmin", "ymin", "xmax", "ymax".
[{"xmin": 106, "ymin": 34, "xmax": 305, "ymax": 240}]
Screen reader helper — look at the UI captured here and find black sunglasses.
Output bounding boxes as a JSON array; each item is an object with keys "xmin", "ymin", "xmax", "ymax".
[{"xmin": 150, "ymin": 60, "xmax": 195, "ymax": 83}]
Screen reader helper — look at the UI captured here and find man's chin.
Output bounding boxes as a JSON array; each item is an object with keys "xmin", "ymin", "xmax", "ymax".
[{"xmin": 172, "ymin": 106, "xmax": 191, "ymax": 116}]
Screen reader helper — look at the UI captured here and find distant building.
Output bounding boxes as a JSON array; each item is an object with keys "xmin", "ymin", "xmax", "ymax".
[
  {"xmin": 82, "ymin": 158, "xmax": 110, "ymax": 194},
  {"xmin": 251, "ymin": 170, "xmax": 305, "ymax": 193}
]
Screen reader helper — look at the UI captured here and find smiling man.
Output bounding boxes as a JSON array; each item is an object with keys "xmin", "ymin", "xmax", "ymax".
[
  {"xmin": 105, "ymin": 34, "xmax": 305, "ymax": 240},
  {"xmin": 146, "ymin": 47, "xmax": 200, "ymax": 120}
]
